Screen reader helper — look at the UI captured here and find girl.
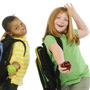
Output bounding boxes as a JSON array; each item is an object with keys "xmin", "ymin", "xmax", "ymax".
[{"xmin": 43, "ymin": 3, "xmax": 90, "ymax": 90}]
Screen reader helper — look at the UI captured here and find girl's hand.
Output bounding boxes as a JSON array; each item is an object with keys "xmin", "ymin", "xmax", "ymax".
[
  {"xmin": 64, "ymin": 3, "xmax": 77, "ymax": 17},
  {"xmin": 64, "ymin": 3, "xmax": 89, "ymax": 38},
  {"xmin": 58, "ymin": 64, "xmax": 71, "ymax": 73}
]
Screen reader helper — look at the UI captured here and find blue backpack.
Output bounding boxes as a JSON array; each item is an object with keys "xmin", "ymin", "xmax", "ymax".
[
  {"xmin": 0, "ymin": 42, "xmax": 3, "ymax": 62},
  {"xmin": 0, "ymin": 34, "xmax": 26, "ymax": 84}
]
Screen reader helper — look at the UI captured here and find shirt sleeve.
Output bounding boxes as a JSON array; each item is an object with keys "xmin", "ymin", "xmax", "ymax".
[
  {"xmin": 44, "ymin": 35, "xmax": 57, "ymax": 50},
  {"xmin": 74, "ymin": 29, "xmax": 78, "ymax": 35},
  {"xmin": 10, "ymin": 41, "xmax": 25, "ymax": 66}
]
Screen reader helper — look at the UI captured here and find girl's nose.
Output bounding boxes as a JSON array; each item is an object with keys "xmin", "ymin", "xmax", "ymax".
[{"xmin": 60, "ymin": 18, "xmax": 64, "ymax": 23}]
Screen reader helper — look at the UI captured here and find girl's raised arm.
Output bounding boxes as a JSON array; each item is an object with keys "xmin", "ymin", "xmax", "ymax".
[{"xmin": 64, "ymin": 3, "xmax": 89, "ymax": 39}]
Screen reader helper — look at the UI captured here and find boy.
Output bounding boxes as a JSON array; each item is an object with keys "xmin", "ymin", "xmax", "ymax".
[{"xmin": 0, "ymin": 16, "xmax": 30, "ymax": 90}]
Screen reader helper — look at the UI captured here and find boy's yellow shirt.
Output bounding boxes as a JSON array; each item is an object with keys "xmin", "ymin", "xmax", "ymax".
[{"xmin": 8, "ymin": 35, "xmax": 30, "ymax": 85}]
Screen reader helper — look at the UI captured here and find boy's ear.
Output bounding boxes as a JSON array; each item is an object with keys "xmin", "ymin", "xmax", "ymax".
[
  {"xmin": 2, "ymin": 32, "xmax": 13, "ymax": 37},
  {"xmin": 7, "ymin": 32, "xmax": 13, "ymax": 36}
]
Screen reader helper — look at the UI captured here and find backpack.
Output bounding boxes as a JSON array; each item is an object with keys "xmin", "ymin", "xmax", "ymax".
[
  {"xmin": 0, "ymin": 34, "xmax": 26, "ymax": 84},
  {"xmin": 35, "ymin": 36, "xmax": 63, "ymax": 90}
]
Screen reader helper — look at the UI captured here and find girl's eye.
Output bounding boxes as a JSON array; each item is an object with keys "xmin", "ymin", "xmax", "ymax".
[
  {"xmin": 64, "ymin": 19, "xmax": 68, "ymax": 21},
  {"xmin": 15, "ymin": 26, "xmax": 19, "ymax": 30},
  {"xmin": 56, "ymin": 16, "xmax": 60, "ymax": 19}
]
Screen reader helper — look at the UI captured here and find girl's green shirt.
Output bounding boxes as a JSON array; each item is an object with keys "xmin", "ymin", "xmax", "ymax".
[{"xmin": 44, "ymin": 30, "xmax": 90, "ymax": 85}]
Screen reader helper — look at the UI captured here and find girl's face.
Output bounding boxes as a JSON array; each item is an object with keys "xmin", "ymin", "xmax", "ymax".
[
  {"xmin": 9, "ymin": 18, "xmax": 27, "ymax": 36},
  {"xmin": 54, "ymin": 12, "xmax": 69, "ymax": 33}
]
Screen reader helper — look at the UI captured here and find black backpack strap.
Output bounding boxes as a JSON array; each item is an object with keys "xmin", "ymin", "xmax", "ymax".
[
  {"xmin": 48, "ymin": 35, "xmax": 62, "ymax": 90},
  {"xmin": 2, "ymin": 34, "xmax": 26, "ymax": 56},
  {"xmin": 12, "ymin": 39, "xmax": 26, "ymax": 56},
  {"xmin": 54, "ymin": 37, "xmax": 63, "ymax": 50},
  {"xmin": 50, "ymin": 35, "xmax": 63, "ymax": 50}
]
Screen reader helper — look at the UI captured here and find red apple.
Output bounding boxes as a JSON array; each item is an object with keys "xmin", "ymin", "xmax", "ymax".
[{"xmin": 61, "ymin": 61, "xmax": 71, "ymax": 70}]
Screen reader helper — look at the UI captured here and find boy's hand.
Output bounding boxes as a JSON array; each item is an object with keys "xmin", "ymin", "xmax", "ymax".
[
  {"xmin": 7, "ymin": 61, "xmax": 20, "ymax": 76},
  {"xmin": 7, "ymin": 65, "xmax": 17, "ymax": 76},
  {"xmin": 12, "ymin": 61, "xmax": 20, "ymax": 71}
]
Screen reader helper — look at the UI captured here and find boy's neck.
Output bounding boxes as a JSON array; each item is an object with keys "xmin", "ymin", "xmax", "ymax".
[{"xmin": 12, "ymin": 35, "xmax": 26, "ymax": 40}]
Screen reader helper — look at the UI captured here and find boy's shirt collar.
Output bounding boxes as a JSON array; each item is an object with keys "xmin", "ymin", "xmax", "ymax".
[
  {"xmin": 1, "ymin": 35, "xmax": 27, "ymax": 41},
  {"xmin": 12, "ymin": 35, "xmax": 26, "ymax": 41}
]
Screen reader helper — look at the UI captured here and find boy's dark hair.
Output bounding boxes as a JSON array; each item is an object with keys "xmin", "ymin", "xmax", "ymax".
[{"xmin": 2, "ymin": 16, "xmax": 17, "ymax": 32}]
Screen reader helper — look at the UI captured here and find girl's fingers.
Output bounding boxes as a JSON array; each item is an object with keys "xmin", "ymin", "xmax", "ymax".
[
  {"xmin": 70, "ymin": 3, "xmax": 72, "ymax": 6},
  {"xmin": 58, "ymin": 65, "xmax": 71, "ymax": 73},
  {"xmin": 59, "ymin": 66, "xmax": 68, "ymax": 71},
  {"xmin": 66, "ymin": 3, "xmax": 71, "ymax": 8},
  {"xmin": 61, "ymin": 70, "xmax": 71, "ymax": 73},
  {"xmin": 59, "ymin": 66, "xmax": 67, "ymax": 71},
  {"xmin": 64, "ymin": 3, "xmax": 73, "ymax": 9},
  {"xmin": 64, "ymin": 5, "xmax": 67, "ymax": 8}
]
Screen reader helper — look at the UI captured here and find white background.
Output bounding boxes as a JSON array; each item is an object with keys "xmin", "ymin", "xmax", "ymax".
[{"xmin": 0, "ymin": 0, "xmax": 90, "ymax": 90}]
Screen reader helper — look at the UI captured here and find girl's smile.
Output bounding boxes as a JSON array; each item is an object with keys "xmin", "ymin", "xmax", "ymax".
[{"xmin": 57, "ymin": 23, "xmax": 64, "ymax": 28}]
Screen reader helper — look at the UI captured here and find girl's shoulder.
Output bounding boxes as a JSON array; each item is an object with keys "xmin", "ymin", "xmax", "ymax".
[
  {"xmin": 44, "ymin": 35, "xmax": 57, "ymax": 42},
  {"xmin": 45, "ymin": 35, "xmax": 55, "ymax": 40},
  {"xmin": 44, "ymin": 35, "xmax": 57, "ymax": 47}
]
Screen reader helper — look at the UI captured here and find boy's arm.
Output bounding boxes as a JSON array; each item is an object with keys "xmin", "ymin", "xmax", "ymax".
[
  {"xmin": 49, "ymin": 43, "xmax": 71, "ymax": 73},
  {"xmin": 8, "ymin": 42, "xmax": 25, "ymax": 76},
  {"xmin": 65, "ymin": 3, "xmax": 89, "ymax": 38}
]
